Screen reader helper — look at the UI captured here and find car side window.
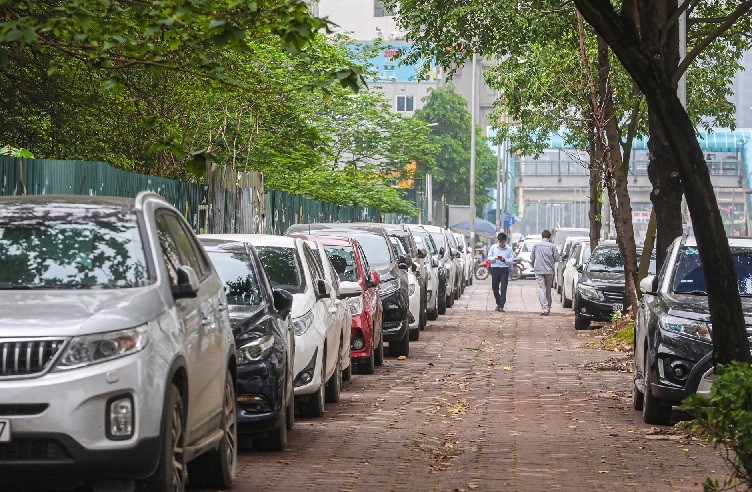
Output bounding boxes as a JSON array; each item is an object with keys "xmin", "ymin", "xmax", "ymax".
[
  {"xmin": 358, "ymin": 244, "xmax": 370, "ymax": 274},
  {"xmin": 155, "ymin": 214, "xmax": 181, "ymax": 285},
  {"xmin": 302, "ymin": 244, "xmax": 323, "ymax": 283},
  {"xmin": 159, "ymin": 211, "xmax": 210, "ymax": 280}
]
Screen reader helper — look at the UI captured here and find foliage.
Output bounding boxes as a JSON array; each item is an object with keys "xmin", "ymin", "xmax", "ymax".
[
  {"xmin": 681, "ymin": 362, "xmax": 752, "ymax": 491},
  {"xmin": 413, "ymin": 85, "xmax": 497, "ymax": 208},
  {"xmin": 0, "ymin": 145, "xmax": 34, "ymax": 158}
]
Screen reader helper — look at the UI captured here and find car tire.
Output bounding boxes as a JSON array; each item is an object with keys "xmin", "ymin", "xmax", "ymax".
[
  {"xmin": 187, "ymin": 370, "xmax": 237, "ymax": 488},
  {"xmin": 325, "ymin": 351, "xmax": 342, "ymax": 403},
  {"xmin": 419, "ymin": 290, "xmax": 427, "ymax": 331},
  {"xmin": 427, "ymin": 305, "xmax": 439, "ymax": 320},
  {"xmin": 632, "ymin": 379, "xmax": 644, "ymax": 411},
  {"xmin": 253, "ymin": 413, "xmax": 287, "ymax": 452},
  {"xmin": 562, "ymin": 290, "xmax": 572, "ymax": 309},
  {"xmin": 389, "ymin": 321, "xmax": 410, "ymax": 357},
  {"xmin": 574, "ymin": 315, "xmax": 590, "ymax": 330},
  {"xmin": 286, "ymin": 395, "xmax": 295, "ymax": 430},
  {"xmin": 361, "ymin": 345, "xmax": 376, "ymax": 375},
  {"xmin": 409, "ymin": 326, "xmax": 420, "ymax": 341},
  {"xmin": 643, "ymin": 381, "xmax": 672, "ymax": 425},
  {"xmin": 141, "ymin": 383, "xmax": 187, "ymax": 491},
  {"xmin": 300, "ymin": 361, "xmax": 326, "ymax": 418},
  {"xmin": 438, "ymin": 291, "xmax": 447, "ymax": 315},
  {"xmin": 342, "ymin": 354, "xmax": 352, "ymax": 381},
  {"xmin": 446, "ymin": 292, "xmax": 454, "ymax": 308},
  {"xmin": 374, "ymin": 336, "xmax": 385, "ymax": 366}
]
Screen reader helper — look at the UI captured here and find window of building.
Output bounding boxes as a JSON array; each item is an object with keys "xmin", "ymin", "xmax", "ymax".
[
  {"xmin": 396, "ymin": 95, "xmax": 414, "ymax": 112},
  {"xmin": 374, "ymin": 0, "xmax": 395, "ymax": 17}
]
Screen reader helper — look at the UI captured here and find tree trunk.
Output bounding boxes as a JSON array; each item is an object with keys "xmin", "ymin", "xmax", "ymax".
[
  {"xmin": 572, "ymin": 0, "xmax": 751, "ymax": 365},
  {"xmin": 637, "ymin": 209, "xmax": 657, "ymax": 296},
  {"xmin": 587, "ymin": 122, "xmax": 602, "ymax": 250}
]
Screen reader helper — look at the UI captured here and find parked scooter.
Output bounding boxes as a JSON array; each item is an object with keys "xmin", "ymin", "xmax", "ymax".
[
  {"xmin": 510, "ymin": 256, "xmax": 524, "ymax": 281},
  {"xmin": 474, "ymin": 258, "xmax": 491, "ymax": 280}
]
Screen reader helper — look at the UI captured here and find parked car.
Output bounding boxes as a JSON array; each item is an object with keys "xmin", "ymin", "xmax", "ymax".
[
  {"xmin": 446, "ymin": 231, "xmax": 465, "ymax": 297},
  {"xmin": 555, "ymin": 236, "xmax": 589, "ymax": 293},
  {"xmin": 199, "ymin": 236, "xmax": 295, "ymax": 451},
  {"xmin": 0, "ymin": 193, "xmax": 237, "ymax": 490},
  {"xmin": 390, "ymin": 237, "xmax": 421, "ymax": 341},
  {"xmin": 285, "ymin": 224, "xmax": 410, "ymax": 357},
  {"xmin": 421, "ymin": 225, "xmax": 458, "ymax": 313},
  {"xmin": 551, "ymin": 227, "xmax": 589, "ymax": 254},
  {"xmin": 633, "ymin": 236, "xmax": 752, "ymax": 425},
  {"xmin": 245, "ymin": 235, "xmax": 345, "ymax": 417},
  {"xmin": 453, "ymin": 232, "xmax": 473, "ymax": 287},
  {"xmin": 516, "ymin": 237, "xmax": 541, "ymax": 278},
  {"xmin": 410, "ymin": 230, "xmax": 440, "ymax": 320},
  {"xmin": 304, "ymin": 239, "xmax": 353, "ymax": 382},
  {"xmin": 561, "ymin": 241, "xmax": 592, "ymax": 309},
  {"xmin": 382, "ymin": 224, "xmax": 428, "ymax": 332}
]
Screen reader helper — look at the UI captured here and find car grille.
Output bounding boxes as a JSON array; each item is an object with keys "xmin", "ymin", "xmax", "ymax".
[
  {"xmin": 602, "ymin": 291, "xmax": 624, "ymax": 303},
  {"xmin": 0, "ymin": 439, "xmax": 70, "ymax": 461},
  {"xmin": 0, "ymin": 339, "xmax": 67, "ymax": 379},
  {"xmin": 0, "ymin": 404, "xmax": 48, "ymax": 416}
]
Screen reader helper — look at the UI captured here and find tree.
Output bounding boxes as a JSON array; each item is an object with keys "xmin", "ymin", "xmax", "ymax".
[
  {"xmin": 413, "ymin": 84, "xmax": 497, "ymax": 209},
  {"xmin": 572, "ymin": 0, "xmax": 752, "ymax": 364}
]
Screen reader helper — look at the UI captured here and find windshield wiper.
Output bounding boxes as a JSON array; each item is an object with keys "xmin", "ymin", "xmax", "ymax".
[{"xmin": 677, "ymin": 290, "xmax": 708, "ymax": 295}]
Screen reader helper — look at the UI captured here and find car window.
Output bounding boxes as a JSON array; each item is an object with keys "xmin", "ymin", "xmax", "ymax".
[
  {"xmin": 159, "ymin": 211, "xmax": 210, "ymax": 280},
  {"xmin": 302, "ymin": 244, "xmax": 324, "ymax": 282},
  {"xmin": 206, "ymin": 250, "xmax": 262, "ymax": 306},
  {"xmin": 413, "ymin": 230, "xmax": 437, "ymax": 254},
  {"xmin": 671, "ymin": 246, "xmax": 752, "ymax": 295},
  {"xmin": 325, "ymin": 246, "xmax": 359, "ymax": 282},
  {"xmin": 522, "ymin": 240, "xmax": 540, "ymax": 253},
  {"xmin": 430, "ymin": 232, "xmax": 446, "ymax": 250},
  {"xmin": 156, "ymin": 215, "xmax": 182, "ymax": 285},
  {"xmin": 256, "ymin": 246, "xmax": 306, "ymax": 294},
  {"xmin": 351, "ymin": 233, "xmax": 392, "ymax": 270},
  {"xmin": 391, "ymin": 233, "xmax": 413, "ymax": 256},
  {"xmin": 357, "ymin": 244, "xmax": 370, "ymax": 273},
  {"xmin": 0, "ymin": 204, "xmax": 149, "ymax": 289}
]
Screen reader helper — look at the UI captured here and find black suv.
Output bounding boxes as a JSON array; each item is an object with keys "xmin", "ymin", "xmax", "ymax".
[
  {"xmin": 285, "ymin": 223, "xmax": 410, "ymax": 356},
  {"xmin": 633, "ymin": 236, "xmax": 752, "ymax": 425}
]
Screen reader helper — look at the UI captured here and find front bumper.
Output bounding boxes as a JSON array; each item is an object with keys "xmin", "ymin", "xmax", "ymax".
[
  {"xmin": 292, "ymin": 332, "xmax": 324, "ymax": 397},
  {"xmin": 0, "ymin": 346, "xmax": 167, "ymax": 482},
  {"xmin": 408, "ymin": 284, "xmax": 421, "ymax": 331},
  {"xmin": 380, "ymin": 288, "xmax": 408, "ymax": 325},
  {"xmin": 350, "ymin": 313, "xmax": 373, "ymax": 361},
  {"xmin": 647, "ymin": 329, "xmax": 715, "ymax": 405},
  {"xmin": 575, "ymin": 291, "xmax": 624, "ymax": 322},
  {"xmin": 236, "ymin": 358, "xmax": 285, "ymax": 434}
]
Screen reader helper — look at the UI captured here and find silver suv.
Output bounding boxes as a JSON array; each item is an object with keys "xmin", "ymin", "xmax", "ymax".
[{"xmin": 0, "ymin": 193, "xmax": 237, "ymax": 491}]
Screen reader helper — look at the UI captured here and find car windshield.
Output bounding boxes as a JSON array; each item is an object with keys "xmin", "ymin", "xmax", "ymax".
[
  {"xmin": 521, "ymin": 240, "xmax": 540, "ymax": 253},
  {"xmin": 430, "ymin": 232, "xmax": 446, "ymax": 250},
  {"xmin": 255, "ymin": 246, "xmax": 306, "ymax": 294},
  {"xmin": 587, "ymin": 247, "xmax": 623, "ymax": 272},
  {"xmin": 351, "ymin": 234, "xmax": 392, "ymax": 269},
  {"xmin": 325, "ymin": 246, "xmax": 359, "ymax": 282},
  {"xmin": 0, "ymin": 205, "xmax": 149, "ymax": 289},
  {"xmin": 206, "ymin": 250, "xmax": 262, "ymax": 305},
  {"xmin": 672, "ymin": 246, "xmax": 752, "ymax": 295}
]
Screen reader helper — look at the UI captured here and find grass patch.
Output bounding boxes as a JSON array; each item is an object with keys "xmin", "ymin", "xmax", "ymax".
[{"xmin": 583, "ymin": 318, "xmax": 634, "ymax": 353}]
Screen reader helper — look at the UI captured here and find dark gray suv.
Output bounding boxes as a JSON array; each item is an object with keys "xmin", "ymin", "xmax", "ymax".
[{"xmin": 0, "ymin": 192, "xmax": 237, "ymax": 491}]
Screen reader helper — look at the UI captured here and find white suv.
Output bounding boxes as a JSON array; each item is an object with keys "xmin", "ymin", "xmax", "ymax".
[{"xmin": 0, "ymin": 193, "xmax": 237, "ymax": 491}]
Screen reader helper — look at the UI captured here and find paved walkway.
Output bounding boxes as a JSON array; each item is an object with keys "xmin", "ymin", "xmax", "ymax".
[{"xmin": 219, "ymin": 278, "xmax": 726, "ymax": 492}]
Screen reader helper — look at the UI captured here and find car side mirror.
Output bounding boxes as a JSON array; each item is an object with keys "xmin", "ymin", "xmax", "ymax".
[
  {"xmin": 431, "ymin": 257, "xmax": 439, "ymax": 268},
  {"xmin": 640, "ymin": 275, "xmax": 658, "ymax": 295},
  {"xmin": 398, "ymin": 255, "xmax": 410, "ymax": 269},
  {"xmin": 337, "ymin": 280, "xmax": 363, "ymax": 299},
  {"xmin": 417, "ymin": 247, "xmax": 427, "ymax": 259},
  {"xmin": 439, "ymin": 247, "xmax": 446, "ymax": 257},
  {"xmin": 316, "ymin": 279, "xmax": 332, "ymax": 299},
  {"xmin": 576, "ymin": 264, "xmax": 585, "ymax": 273},
  {"xmin": 272, "ymin": 289, "xmax": 293, "ymax": 317},
  {"xmin": 172, "ymin": 265, "xmax": 200, "ymax": 299},
  {"xmin": 367, "ymin": 271, "xmax": 381, "ymax": 287}
]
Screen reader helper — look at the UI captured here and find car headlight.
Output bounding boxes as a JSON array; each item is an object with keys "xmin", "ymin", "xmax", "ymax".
[
  {"xmin": 236, "ymin": 334, "xmax": 275, "ymax": 364},
  {"xmin": 409, "ymin": 283, "xmax": 416, "ymax": 296},
  {"xmin": 378, "ymin": 278, "xmax": 399, "ymax": 296},
  {"xmin": 660, "ymin": 315, "xmax": 712, "ymax": 341},
  {"xmin": 349, "ymin": 296, "xmax": 363, "ymax": 315},
  {"xmin": 577, "ymin": 284, "xmax": 603, "ymax": 300},
  {"xmin": 55, "ymin": 326, "xmax": 148, "ymax": 370},
  {"xmin": 292, "ymin": 310, "xmax": 314, "ymax": 336}
]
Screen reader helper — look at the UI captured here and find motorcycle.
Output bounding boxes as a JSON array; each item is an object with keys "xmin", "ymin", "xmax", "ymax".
[
  {"xmin": 510, "ymin": 256, "xmax": 524, "ymax": 281},
  {"xmin": 474, "ymin": 258, "xmax": 491, "ymax": 280}
]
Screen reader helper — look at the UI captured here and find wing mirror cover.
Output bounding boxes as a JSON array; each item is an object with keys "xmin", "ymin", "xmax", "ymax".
[
  {"xmin": 640, "ymin": 275, "xmax": 658, "ymax": 295},
  {"xmin": 337, "ymin": 280, "xmax": 363, "ymax": 299},
  {"xmin": 367, "ymin": 271, "xmax": 381, "ymax": 287},
  {"xmin": 172, "ymin": 265, "xmax": 200, "ymax": 299},
  {"xmin": 272, "ymin": 288, "xmax": 293, "ymax": 317}
]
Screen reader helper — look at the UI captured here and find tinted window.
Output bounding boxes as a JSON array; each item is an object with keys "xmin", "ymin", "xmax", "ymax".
[
  {"xmin": 0, "ymin": 205, "xmax": 149, "ymax": 289},
  {"xmin": 671, "ymin": 246, "xmax": 752, "ymax": 295},
  {"xmin": 351, "ymin": 234, "xmax": 392, "ymax": 269},
  {"xmin": 390, "ymin": 233, "xmax": 413, "ymax": 256},
  {"xmin": 207, "ymin": 251, "xmax": 262, "ymax": 305},
  {"xmin": 156, "ymin": 216, "xmax": 181, "ymax": 285},
  {"xmin": 256, "ymin": 246, "xmax": 306, "ymax": 294},
  {"xmin": 325, "ymin": 246, "xmax": 359, "ymax": 282}
]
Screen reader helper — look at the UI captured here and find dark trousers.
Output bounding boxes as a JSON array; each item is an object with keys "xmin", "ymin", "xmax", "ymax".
[{"xmin": 490, "ymin": 267, "xmax": 510, "ymax": 308}]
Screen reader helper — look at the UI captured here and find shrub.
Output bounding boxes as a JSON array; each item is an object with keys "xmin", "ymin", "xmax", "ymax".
[{"xmin": 681, "ymin": 361, "xmax": 752, "ymax": 491}]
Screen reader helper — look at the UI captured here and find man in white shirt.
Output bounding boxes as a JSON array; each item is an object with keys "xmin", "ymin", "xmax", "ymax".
[{"xmin": 487, "ymin": 232, "xmax": 515, "ymax": 312}]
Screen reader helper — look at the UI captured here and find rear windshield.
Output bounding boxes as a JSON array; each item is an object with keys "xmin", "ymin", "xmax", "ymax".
[
  {"xmin": 351, "ymin": 234, "xmax": 392, "ymax": 270},
  {"xmin": 672, "ymin": 246, "xmax": 752, "ymax": 295},
  {"xmin": 521, "ymin": 240, "xmax": 540, "ymax": 253},
  {"xmin": 256, "ymin": 246, "xmax": 306, "ymax": 294},
  {"xmin": 206, "ymin": 251, "xmax": 263, "ymax": 305},
  {"xmin": 325, "ymin": 246, "xmax": 359, "ymax": 282},
  {"xmin": 554, "ymin": 230, "xmax": 589, "ymax": 246},
  {"xmin": 0, "ymin": 205, "xmax": 149, "ymax": 289}
]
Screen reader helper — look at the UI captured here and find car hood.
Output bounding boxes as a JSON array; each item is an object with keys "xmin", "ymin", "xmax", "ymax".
[
  {"xmin": 582, "ymin": 270, "xmax": 626, "ymax": 287},
  {"xmin": 0, "ymin": 286, "xmax": 165, "ymax": 337},
  {"xmin": 227, "ymin": 304, "xmax": 268, "ymax": 339},
  {"xmin": 663, "ymin": 293, "xmax": 752, "ymax": 323}
]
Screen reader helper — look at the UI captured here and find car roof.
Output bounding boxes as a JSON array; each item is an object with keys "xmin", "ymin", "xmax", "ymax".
[
  {"xmin": 199, "ymin": 233, "xmax": 299, "ymax": 248},
  {"xmin": 288, "ymin": 233, "xmax": 352, "ymax": 247},
  {"xmin": 677, "ymin": 236, "xmax": 752, "ymax": 248}
]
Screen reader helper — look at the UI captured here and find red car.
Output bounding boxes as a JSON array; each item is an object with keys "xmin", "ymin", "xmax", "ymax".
[{"xmin": 288, "ymin": 234, "xmax": 385, "ymax": 374}]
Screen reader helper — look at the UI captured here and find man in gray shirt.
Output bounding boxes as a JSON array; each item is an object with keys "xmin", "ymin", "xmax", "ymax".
[{"xmin": 530, "ymin": 229, "xmax": 560, "ymax": 315}]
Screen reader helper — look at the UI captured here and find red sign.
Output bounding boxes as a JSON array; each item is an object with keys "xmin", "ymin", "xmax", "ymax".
[{"xmin": 384, "ymin": 49, "xmax": 398, "ymax": 58}]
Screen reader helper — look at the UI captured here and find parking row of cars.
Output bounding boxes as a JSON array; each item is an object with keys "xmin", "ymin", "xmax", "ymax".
[{"xmin": 0, "ymin": 192, "xmax": 476, "ymax": 490}]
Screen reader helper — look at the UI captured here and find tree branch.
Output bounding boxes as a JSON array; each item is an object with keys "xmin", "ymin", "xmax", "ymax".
[
  {"xmin": 664, "ymin": 0, "xmax": 695, "ymax": 36},
  {"xmin": 673, "ymin": 1, "xmax": 752, "ymax": 83}
]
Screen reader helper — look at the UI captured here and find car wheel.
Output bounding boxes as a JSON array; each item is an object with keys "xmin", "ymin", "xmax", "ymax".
[
  {"xmin": 643, "ymin": 381, "xmax": 672, "ymax": 425},
  {"xmin": 427, "ymin": 304, "xmax": 439, "ymax": 320},
  {"xmin": 342, "ymin": 354, "xmax": 352, "ymax": 381},
  {"xmin": 286, "ymin": 395, "xmax": 295, "ymax": 430},
  {"xmin": 468, "ymin": 273, "xmax": 473, "ymax": 286},
  {"xmin": 632, "ymin": 378, "xmax": 644, "ymax": 411},
  {"xmin": 187, "ymin": 370, "xmax": 237, "ymax": 488},
  {"xmin": 446, "ymin": 292, "xmax": 454, "ymax": 308},
  {"xmin": 562, "ymin": 288, "xmax": 572, "ymax": 309},
  {"xmin": 252, "ymin": 412, "xmax": 287, "ymax": 452},
  {"xmin": 300, "ymin": 361, "xmax": 325, "ymax": 418},
  {"xmin": 141, "ymin": 383, "xmax": 186, "ymax": 491},
  {"xmin": 409, "ymin": 326, "xmax": 420, "ymax": 341},
  {"xmin": 361, "ymin": 345, "xmax": 376, "ymax": 375},
  {"xmin": 437, "ymin": 291, "xmax": 447, "ymax": 315},
  {"xmin": 374, "ymin": 335, "xmax": 385, "ymax": 366},
  {"xmin": 325, "ymin": 351, "xmax": 341, "ymax": 403},
  {"xmin": 574, "ymin": 315, "xmax": 590, "ymax": 330},
  {"xmin": 419, "ymin": 290, "xmax": 427, "ymax": 331},
  {"xmin": 389, "ymin": 321, "xmax": 410, "ymax": 357}
]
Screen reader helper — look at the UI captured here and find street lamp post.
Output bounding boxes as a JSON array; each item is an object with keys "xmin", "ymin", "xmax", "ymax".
[{"xmin": 469, "ymin": 52, "xmax": 477, "ymax": 242}]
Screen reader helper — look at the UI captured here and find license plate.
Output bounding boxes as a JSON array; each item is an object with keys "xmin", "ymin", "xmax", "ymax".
[
  {"xmin": 613, "ymin": 304, "xmax": 623, "ymax": 312},
  {"xmin": 0, "ymin": 419, "xmax": 10, "ymax": 442}
]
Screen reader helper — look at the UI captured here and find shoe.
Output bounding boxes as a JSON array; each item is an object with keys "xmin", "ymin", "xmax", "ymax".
[
  {"xmin": 496, "ymin": 307, "xmax": 504, "ymax": 312},
  {"xmin": 540, "ymin": 312, "xmax": 548, "ymax": 316}
]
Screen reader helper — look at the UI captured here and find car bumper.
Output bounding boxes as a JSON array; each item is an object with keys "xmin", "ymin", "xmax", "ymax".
[
  {"xmin": 236, "ymin": 358, "xmax": 285, "ymax": 433},
  {"xmin": 408, "ymin": 285, "xmax": 420, "ymax": 331},
  {"xmin": 292, "ymin": 332, "xmax": 324, "ymax": 397},
  {"xmin": 0, "ymin": 346, "xmax": 167, "ymax": 482},
  {"xmin": 350, "ymin": 313, "xmax": 373, "ymax": 361},
  {"xmin": 647, "ymin": 330, "xmax": 715, "ymax": 405},
  {"xmin": 574, "ymin": 293, "xmax": 623, "ymax": 322},
  {"xmin": 380, "ymin": 288, "xmax": 408, "ymax": 325}
]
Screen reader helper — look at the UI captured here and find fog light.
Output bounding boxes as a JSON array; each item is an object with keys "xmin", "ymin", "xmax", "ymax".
[
  {"xmin": 671, "ymin": 361, "xmax": 689, "ymax": 380},
  {"xmin": 237, "ymin": 394, "xmax": 272, "ymax": 413},
  {"xmin": 295, "ymin": 370, "xmax": 314, "ymax": 387},
  {"xmin": 352, "ymin": 337, "xmax": 365, "ymax": 350},
  {"xmin": 107, "ymin": 395, "xmax": 134, "ymax": 440}
]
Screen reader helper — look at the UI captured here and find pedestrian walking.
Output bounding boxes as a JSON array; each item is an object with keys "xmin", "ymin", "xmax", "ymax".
[
  {"xmin": 488, "ymin": 232, "xmax": 515, "ymax": 312},
  {"xmin": 530, "ymin": 229, "xmax": 560, "ymax": 315}
]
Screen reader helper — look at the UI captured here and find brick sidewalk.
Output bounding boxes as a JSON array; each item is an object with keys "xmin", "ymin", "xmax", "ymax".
[{"xmin": 221, "ymin": 280, "xmax": 726, "ymax": 492}]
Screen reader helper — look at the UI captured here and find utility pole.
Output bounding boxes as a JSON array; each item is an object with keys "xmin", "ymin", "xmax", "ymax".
[
  {"xmin": 469, "ymin": 52, "xmax": 477, "ymax": 243},
  {"xmin": 496, "ymin": 140, "xmax": 502, "ymax": 231},
  {"xmin": 679, "ymin": 1, "xmax": 689, "ymax": 228}
]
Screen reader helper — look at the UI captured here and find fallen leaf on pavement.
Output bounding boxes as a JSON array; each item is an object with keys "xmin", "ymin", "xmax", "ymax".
[
  {"xmin": 397, "ymin": 355, "xmax": 407, "ymax": 360},
  {"xmin": 502, "ymin": 366, "xmax": 512, "ymax": 371}
]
